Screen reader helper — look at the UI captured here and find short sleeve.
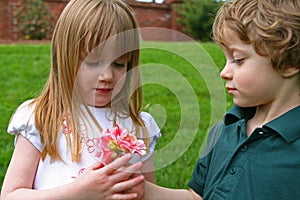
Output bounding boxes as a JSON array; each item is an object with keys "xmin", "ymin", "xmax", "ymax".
[
  {"xmin": 140, "ymin": 112, "xmax": 161, "ymax": 151},
  {"xmin": 188, "ymin": 122, "xmax": 224, "ymax": 196},
  {"xmin": 188, "ymin": 156, "xmax": 209, "ymax": 196},
  {"xmin": 7, "ymin": 100, "xmax": 43, "ymax": 152},
  {"xmin": 130, "ymin": 112, "xmax": 161, "ymax": 163}
]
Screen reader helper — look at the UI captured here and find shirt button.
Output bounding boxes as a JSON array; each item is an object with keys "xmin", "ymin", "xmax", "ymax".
[
  {"xmin": 259, "ymin": 131, "xmax": 264, "ymax": 135},
  {"xmin": 230, "ymin": 167, "xmax": 236, "ymax": 175},
  {"xmin": 240, "ymin": 145, "xmax": 248, "ymax": 152}
]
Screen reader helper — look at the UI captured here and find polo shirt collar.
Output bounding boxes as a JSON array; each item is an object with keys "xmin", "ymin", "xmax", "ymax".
[
  {"xmin": 223, "ymin": 105, "xmax": 256, "ymax": 126},
  {"xmin": 264, "ymin": 105, "xmax": 300, "ymax": 143},
  {"xmin": 224, "ymin": 105, "xmax": 300, "ymax": 143}
]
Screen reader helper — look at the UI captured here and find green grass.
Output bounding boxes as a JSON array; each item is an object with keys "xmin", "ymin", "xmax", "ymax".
[
  {"xmin": 0, "ymin": 44, "xmax": 51, "ymax": 189},
  {"xmin": 0, "ymin": 42, "xmax": 231, "ymax": 190}
]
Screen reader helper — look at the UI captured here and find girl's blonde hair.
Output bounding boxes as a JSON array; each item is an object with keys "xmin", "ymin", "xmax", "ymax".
[
  {"xmin": 32, "ymin": 0, "xmax": 147, "ymax": 162},
  {"xmin": 213, "ymin": 0, "xmax": 300, "ymax": 71}
]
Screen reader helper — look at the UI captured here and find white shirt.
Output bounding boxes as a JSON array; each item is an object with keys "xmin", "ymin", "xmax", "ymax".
[{"xmin": 7, "ymin": 100, "xmax": 161, "ymax": 189}]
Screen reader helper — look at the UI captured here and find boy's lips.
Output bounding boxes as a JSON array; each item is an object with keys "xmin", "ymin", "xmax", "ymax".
[{"xmin": 226, "ymin": 86, "xmax": 237, "ymax": 94}]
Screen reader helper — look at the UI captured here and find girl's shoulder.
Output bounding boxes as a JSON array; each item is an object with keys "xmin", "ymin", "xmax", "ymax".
[
  {"xmin": 8, "ymin": 99, "xmax": 36, "ymax": 125},
  {"xmin": 139, "ymin": 111, "xmax": 156, "ymax": 126},
  {"xmin": 139, "ymin": 111, "xmax": 161, "ymax": 137},
  {"xmin": 139, "ymin": 111, "xmax": 154, "ymax": 121},
  {"xmin": 7, "ymin": 99, "xmax": 43, "ymax": 152}
]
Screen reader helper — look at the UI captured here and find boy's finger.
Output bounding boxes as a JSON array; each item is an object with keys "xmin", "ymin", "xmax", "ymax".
[
  {"xmin": 110, "ymin": 193, "xmax": 138, "ymax": 200},
  {"xmin": 112, "ymin": 174, "xmax": 145, "ymax": 193}
]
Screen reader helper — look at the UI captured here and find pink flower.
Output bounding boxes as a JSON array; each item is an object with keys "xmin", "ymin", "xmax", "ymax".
[{"xmin": 95, "ymin": 124, "xmax": 146, "ymax": 164}]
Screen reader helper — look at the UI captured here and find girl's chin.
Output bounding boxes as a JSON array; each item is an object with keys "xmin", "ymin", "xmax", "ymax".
[
  {"xmin": 86, "ymin": 101, "xmax": 111, "ymax": 108},
  {"xmin": 94, "ymin": 103, "xmax": 111, "ymax": 108}
]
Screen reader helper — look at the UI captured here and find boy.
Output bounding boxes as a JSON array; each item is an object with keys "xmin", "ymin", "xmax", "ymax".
[{"xmin": 138, "ymin": 0, "xmax": 300, "ymax": 199}]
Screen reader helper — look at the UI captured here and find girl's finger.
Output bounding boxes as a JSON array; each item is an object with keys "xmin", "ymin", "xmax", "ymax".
[
  {"xmin": 110, "ymin": 162, "xmax": 142, "ymax": 183},
  {"xmin": 82, "ymin": 162, "xmax": 104, "ymax": 173},
  {"xmin": 90, "ymin": 162, "xmax": 105, "ymax": 170},
  {"xmin": 102, "ymin": 154, "xmax": 132, "ymax": 174}
]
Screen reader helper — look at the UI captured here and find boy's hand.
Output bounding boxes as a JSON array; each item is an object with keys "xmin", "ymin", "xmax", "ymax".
[{"xmin": 123, "ymin": 172, "xmax": 146, "ymax": 200}]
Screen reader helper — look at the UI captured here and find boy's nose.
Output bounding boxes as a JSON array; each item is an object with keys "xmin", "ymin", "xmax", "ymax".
[{"xmin": 220, "ymin": 62, "xmax": 232, "ymax": 80}]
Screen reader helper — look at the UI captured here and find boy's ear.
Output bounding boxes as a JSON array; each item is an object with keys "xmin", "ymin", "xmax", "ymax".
[{"xmin": 280, "ymin": 67, "xmax": 300, "ymax": 78}]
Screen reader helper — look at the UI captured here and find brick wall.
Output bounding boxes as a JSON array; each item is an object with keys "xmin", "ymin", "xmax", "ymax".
[
  {"xmin": 44, "ymin": 0, "xmax": 67, "ymax": 22},
  {"xmin": 0, "ymin": 0, "xmax": 24, "ymax": 41},
  {"xmin": 129, "ymin": 0, "xmax": 185, "ymax": 41},
  {"xmin": 0, "ymin": 0, "xmax": 185, "ymax": 42},
  {"xmin": 0, "ymin": 1, "xmax": 8, "ymax": 40}
]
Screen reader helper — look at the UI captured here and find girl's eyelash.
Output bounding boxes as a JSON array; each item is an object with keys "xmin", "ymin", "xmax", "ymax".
[
  {"xmin": 84, "ymin": 60, "xmax": 100, "ymax": 67},
  {"xmin": 114, "ymin": 62, "xmax": 126, "ymax": 67},
  {"xmin": 84, "ymin": 60, "xmax": 126, "ymax": 67}
]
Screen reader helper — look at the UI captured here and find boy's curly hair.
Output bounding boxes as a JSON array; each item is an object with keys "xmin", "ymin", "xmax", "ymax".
[{"xmin": 212, "ymin": 0, "xmax": 300, "ymax": 71}]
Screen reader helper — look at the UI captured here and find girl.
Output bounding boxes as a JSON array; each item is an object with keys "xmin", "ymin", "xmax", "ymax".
[{"xmin": 1, "ymin": 0, "xmax": 160, "ymax": 199}]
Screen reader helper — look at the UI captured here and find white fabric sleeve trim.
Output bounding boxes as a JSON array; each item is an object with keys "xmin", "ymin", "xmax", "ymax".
[
  {"xmin": 130, "ymin": 112, "xmax": 161, "ymax": 163},
  {"xmin": 7, "ymin": 99, "xmax": 43, "ymax": 152}
]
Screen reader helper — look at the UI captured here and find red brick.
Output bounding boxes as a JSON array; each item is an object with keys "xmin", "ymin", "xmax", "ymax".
[{"xmin": 0, "ymin": 0, "xmax": 184, "ymax": 41}]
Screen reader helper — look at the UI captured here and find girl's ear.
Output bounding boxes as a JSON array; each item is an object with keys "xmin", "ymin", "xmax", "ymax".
[{"xmin": 280, "ymin": 66, "xmax": 300, "ymax": 78}]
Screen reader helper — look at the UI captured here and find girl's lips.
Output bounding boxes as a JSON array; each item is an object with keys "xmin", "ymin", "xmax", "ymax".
[{"xmin": 96, "ymin": 88, "xmax": 113, "ymax": 94}]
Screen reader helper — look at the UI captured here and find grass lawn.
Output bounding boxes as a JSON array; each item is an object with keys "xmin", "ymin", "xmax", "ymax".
[{"xmin": 0, "ymin": 41, "xmax": 232, "ymax": 190}]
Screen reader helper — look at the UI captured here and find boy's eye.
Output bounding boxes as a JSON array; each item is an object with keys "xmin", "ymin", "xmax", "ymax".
[{"xmin": 231, "ymin": 58, "xmax": 244, "ymax": 64}]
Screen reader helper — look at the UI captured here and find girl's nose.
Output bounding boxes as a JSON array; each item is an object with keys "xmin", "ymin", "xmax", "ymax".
[{"xmin": 99, "ymin": 65, "xmax": 113, "ymax": 81}]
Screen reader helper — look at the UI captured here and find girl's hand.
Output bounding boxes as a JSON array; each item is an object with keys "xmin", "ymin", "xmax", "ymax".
[{"xmin": 71, "ymin": 154, "xmax": 144, "ymax": 200}]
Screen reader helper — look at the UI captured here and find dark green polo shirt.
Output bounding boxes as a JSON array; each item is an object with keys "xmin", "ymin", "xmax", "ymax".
[{"xmin": 188, "ymin": 105, "xmax": 300, "ymax": 200}]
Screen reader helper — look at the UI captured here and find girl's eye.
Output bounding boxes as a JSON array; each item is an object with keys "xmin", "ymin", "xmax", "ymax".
[
  {"xmin": 114, "ymin": 61, "xmax": 126, "ymax": 68},
  {"xmin": 231, "ymin": 58, "xmax": 244, "ymax": 64},
  {"xmin": 84, "ymin": 59, "xmax": 127, "ymax": 68},
  {"xmin": 84, "ymin": 60, "xmax": 100, "ymax": 67}
]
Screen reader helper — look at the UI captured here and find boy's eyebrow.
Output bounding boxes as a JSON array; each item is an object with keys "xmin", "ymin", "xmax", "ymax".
[
  {"xmin": 224, "ymin": 46, "xmax": 248, "ymax": 54},
  {"xmin": 232, "ymin": 48, "xmax": 247, "ymax": 53},
  {"xmin": 221, "ymin": 38, "xmax": 250, "ymax": 54}
]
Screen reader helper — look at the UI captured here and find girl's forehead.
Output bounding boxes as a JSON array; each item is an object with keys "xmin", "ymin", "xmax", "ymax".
[
  {"xmin": 84, "ymin": 45, "xmax": 132, "ymax": 63},
  {"xmin": 79, "ymin": 27, "xmax": 138, "ymax": 63},
  {"xmin": 83, "ymin": 37, "xmax": 132, "ymax": 59}
]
